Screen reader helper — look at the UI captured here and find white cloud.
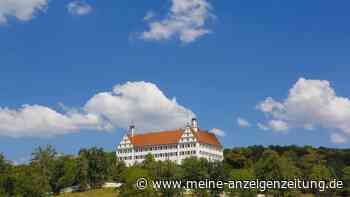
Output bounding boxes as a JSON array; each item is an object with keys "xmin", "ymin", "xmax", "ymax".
[
  {"xmin": 0, "ymin": 81, "xmax": 195, "ymax": 137},
  {"xmin": 209, "ymin": 128, "xmax": 225, "ymax": 137},
  {"xmin": 0, "ymin": 105, "xmax": 109, "ymax": 138},
  {"xmin": 84, "ymin": 81, "xmax": 195, "ymax": 133},
  {"xmin": 237, "ymin": 117, "xmax": 251, "ymax": 128},
  {"xmin": 267, "ymin": 120, "xmax": 289, "ymax": 133},
  {"xmin": 257, "ymin": 78, "xmax": 350, "ymax": 143},
  {"xmin": 67, "ymin": 1, "xmax": 92, "ymax": 16},
  {"xmin": 330, "ymin": 133, "xmax": 347, "ymax": 144},
  {"xmin": 257, "ymin": 123, "xmax": 270, "ymax": 131},
  {"xmin": 0, "ymin": 0, "xmax": 48, "ymax": 24},
  {"xmin": 256, "ymin": 97, "xmax": 285, "ymax": 115},
  {"xmin": 140, "ymin": 0, "xmax": 214, "ymax": 43}
]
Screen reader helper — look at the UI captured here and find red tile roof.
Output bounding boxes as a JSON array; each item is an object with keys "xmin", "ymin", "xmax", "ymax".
[
  {"xmin": 129, "ymin": 129, "xmax": 183, "ymax": 147},
  {"xmin": 128, "ymin": 128, "xmax": 222, "ymax": 148},
  {"xmin": 194, "ymin": 129, "xmax": 222, "ymax": 147}
]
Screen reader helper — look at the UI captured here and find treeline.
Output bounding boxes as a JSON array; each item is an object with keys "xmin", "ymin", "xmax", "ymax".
[
  {"xmin": 1, "ymin": 145, "xmax": 350, "ymax": 197},
  {"xmin": 224, "ymin": 145, "xmax": 350, "ymax": 196},
  {"xmin": 0, "ymin": 146, "xmax": 126, "ymax": 197}
]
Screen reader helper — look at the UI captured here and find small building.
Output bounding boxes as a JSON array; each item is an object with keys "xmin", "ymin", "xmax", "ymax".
[
  {"xmin": 59, "ymin": 185, "xmax": 80, "ymax": 194},
  {"xmin": 116, "ymin": 118, "xmax": 223, "ymax": 166},
  {"xmin": 102, "ymin": 182, "xmax": 122, "ymax": 188}
]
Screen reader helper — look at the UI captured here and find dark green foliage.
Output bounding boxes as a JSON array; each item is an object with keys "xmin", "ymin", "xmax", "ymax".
[
  {"xmin": 11, "ymin": 164, "xmax": 51, "ymax": 197},
  {"xmin": 51, "ymin": 155, "xmax": 79, "ymax": 194},
  {"xmin": 0, "ymin": 153, "xmax": 13, "ymax": 196},
  {"xmin": 2, "ymin": 145, "xmax": 350, "ymax": 196},
  {"xmin": 224, "ymin": 146, "xmax": 350, "ymax": 196},
  {"xmin": 119, "ymin": 166, "xmax": 157, "ymax": 197},
  {"xmin": 76, "ymin": 152, "xmax": 90, "ymax": 191},
  {"xmin": 105, "ymin": 152, "xmax": 126, "ymax": 182},
  {"xmin": 78, "ymin": 147, "xmax": 109, "ymax": 189}
]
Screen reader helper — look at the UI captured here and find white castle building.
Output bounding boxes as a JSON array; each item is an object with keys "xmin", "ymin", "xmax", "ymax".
[{"xmin": 116, "ymin": 118, "xmax": 224, "ymax": 166}]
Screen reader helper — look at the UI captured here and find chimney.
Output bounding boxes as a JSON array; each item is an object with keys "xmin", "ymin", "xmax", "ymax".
[
  {"xmin": 129, "ymin": 125, "xmax": 135, "ymax": 137},
  {"xmin": 191, "ymin": 118, "xmax": 198, "ymax": 132}
]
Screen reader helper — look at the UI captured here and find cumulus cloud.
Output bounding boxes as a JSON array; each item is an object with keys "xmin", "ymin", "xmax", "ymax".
[
  {"xmin": 257, "ymin": 123, "xmax": 270, "ymax": 131},
  {"xmin": 209, "ymin": 128, "xmax": 225, "ymax": 137},
  {"xmin": 0, "ymin": 105, "xmax": 110, "ymax": 138},
  {"xmin": 237, "ymin": 117, "xmax": 251, "ymax": 128},
  {"xmin": 267, "ymin": 120, "xmax": 289, "ymax": 133},
  {"xmin": 330, "ymin": 133, "xmax": 347, "ymax": 144},
  {"xmin": 140, "ymin": 0, "xmax": 214, "ymax": 43},
  {"xmin": 0, "ymin": 0, "xmax": 48, "ymax": 24},
  {"xmin": 257, "ymin": 78, "xmax": 350, "ymax": 143},
  {"xmin": 84, "ymin": 81, "xmax": 195, "ymax": 133},
  {"xmin": 0, "ymin": 81, "xmax": 194, "ymax": 137},
  {"xmin": 67, "ymin": 1, "xmax": 92, "ymax": 16},
  {"xmin": 257, "ymin": 120, "xmax": 288, "ymax": 133}
]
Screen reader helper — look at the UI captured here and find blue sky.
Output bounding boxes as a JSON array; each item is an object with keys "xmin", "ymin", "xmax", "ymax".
[{"xmin": 1, "ymin": 0, "xmax": 350, "ymax": 162}]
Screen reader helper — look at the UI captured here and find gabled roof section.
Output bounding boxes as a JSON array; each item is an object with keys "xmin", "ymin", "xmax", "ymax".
[
  {"xmin": 194, "ymin": 129, "xmax": 222, "ymax": 148},
  {"xmin": 129, "ymin": 129, "xmax": 183, "ymax": 147},
  {"xmin": 128, "ymin": 128, "xmax": 222, "ymax": 148}
]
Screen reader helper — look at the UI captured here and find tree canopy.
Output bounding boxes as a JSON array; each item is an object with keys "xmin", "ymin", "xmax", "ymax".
[{"xmin": 1, "ymin": 145, "xmax": 350, "ymax": 196}]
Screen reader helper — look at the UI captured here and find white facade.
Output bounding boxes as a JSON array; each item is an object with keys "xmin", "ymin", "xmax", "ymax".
[{"xmin": 116, "ymin": 119, "xmax": 224, "ymax": 166}]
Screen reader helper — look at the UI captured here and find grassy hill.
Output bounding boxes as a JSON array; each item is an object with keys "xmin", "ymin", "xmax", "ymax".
[
  {"xmin": 57, "ymin": 189, "xmax": 117, "ymax": 197},
  {"xmin": 57, "ymin": 189, "xmax": 317, "ymax": 197}
]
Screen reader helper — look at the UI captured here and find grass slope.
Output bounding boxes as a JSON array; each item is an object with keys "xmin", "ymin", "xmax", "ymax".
[
  {"xmin": 58, "ymin": 189, "xmax": 117, "ymax": 197},
  {"xmin": 57, "ymin": 189, "xmax": 317, "ymax": 197}
]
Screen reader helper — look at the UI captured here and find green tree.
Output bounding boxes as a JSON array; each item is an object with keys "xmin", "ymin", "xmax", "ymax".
[
  {"xmin": 50, "ymin": 155, "xmax": 78, "ymax": 194},
  {"xmin": 224, "ymin": 148, "xmax": 249, "ymax": 169},
  {"xmin": 31, "ymin": 145, "xmax": 57, "ymax": 194},
  {"xmin": 76, "ymin": 153, "xmax": 89, "ymax": 191},
  {"xmin": 341, "ymin": 166, "xmax": 350, "ymax": 196},
  {"xmin": 207, "ymin": 161, "xmax": 226, "ymax": 197},
  {"xmin": 119, "ymin": 166, "xmax": 157, "ymax": 197},
  {"xmin": 11, "ymin": 164, "xmax": 51, "ymax": 197},
  {"xmin": 78, "ymin": 147, "xmax": 109, "ymax": 189},
  {"xmin": 342, "ymin": 166, "xmax": 350, "ymax": 186},
  {"xmin": 156, "ymin": 160, "xmax": 184, "ymax": 197},
  {"xmin": 254, "ymin": 149, "xmax": 300, "ymax": 180},
  {"xmin": 106, "ymin": 152, "xmax": 126, "ymax": 182},
  {"xmin": 310, "ymin": 164, "xmax": 332, "ymax": 181},
  {"xmin": 141, "ymin": 154, "xmax": 158, "ymax": 178},
  {"xmin": 226, "ymin": 168, "xmax": 256, "ymax": 197},
  {"xmin": 0, "ymin": 153, "xmax": 12, "ymax": 196},
  {"xmin": 181, "ymin": 157, "xmax": 210, "ymax": 197},
  {"xmin": 309, "ymin": 164, "xmax": 333, "ymax": 196},
  {"xmin": 254, "ymin": 149, "xmax": 300, "ymax": 196}
]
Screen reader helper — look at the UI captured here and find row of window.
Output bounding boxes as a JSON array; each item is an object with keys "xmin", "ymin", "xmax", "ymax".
[
  {"xmin": 135, "ymin": 152, "xmax": 179, "ymax": 159},
  {"xmin": 179, "ymin": 150, "xmax": 196, "ymax": 155},
  {"xmin": 199, "ymin": 151, "xmax": 223, "ymax": 160},
  {"xmin": 118, "ymin": 156, "xmax": 132, "ymax": 161},
  {"xmin": 118, "ymin": 143, "xmax": 197, "ymax": 154},
  {"xmin": 135, "ymin": 144, "xmax": 178, "ymax": 152},
  {"xmin": 181, "ymin": 137, "xmax": 195, "ymax": 143},
  {"xmin": 183, "ymin": 133, "xmax": 192, "ymax": 137},
  {"xmin": 117, "ymin": 148, "xmax": 132, "ymax": 154},
  {"xmin": 119, "ymin": 143, "xmax": 131, "ymax": 148},
  {"xmin": 118, "ymin": 150, "xmax": 198, "ymax": 161},
  {"xmin": 119, "ymin": 152, "xmax": 179, "ymax": 161},
  {"xmin": 179, "ymin": 143, "xmax": 196, "ymax": 148},
  {"xmin": 200, "ymin": 144, "xmax": 221, "ymax": 151}
]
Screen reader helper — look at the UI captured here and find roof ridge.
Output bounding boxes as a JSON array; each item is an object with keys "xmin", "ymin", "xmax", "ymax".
[
  {"xmin": 126, "ymin": 127, "xmax": 222, "ymax": 148},
  {"xmin": 130, "ymin": 128, "xmax": 183, "ymax": 137}
]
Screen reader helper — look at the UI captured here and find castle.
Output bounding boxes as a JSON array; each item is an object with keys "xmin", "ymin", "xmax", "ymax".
[{"xmin": 116, "ymin": 118, "xmax": 223, "ymax": 166}]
